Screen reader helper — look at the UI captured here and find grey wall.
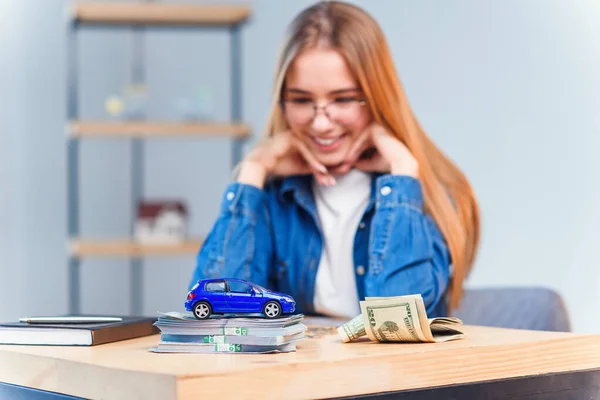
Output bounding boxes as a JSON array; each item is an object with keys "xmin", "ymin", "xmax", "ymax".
[
  {"xmin": 0, "ymin": 0, "xmax": 17, "ymax": 319},
  {"xmin": 1, "ymin": 0, "xmax": 600, "ymax": 332},
  {"xmin": 1, "ymin": 0, "xmax": 70, "ymax": 319}
]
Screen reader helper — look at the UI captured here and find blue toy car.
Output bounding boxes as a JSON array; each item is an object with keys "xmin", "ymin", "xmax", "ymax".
[{"xmin": 185, "ymin": 278, "xmax": 296, "ymax": 320}]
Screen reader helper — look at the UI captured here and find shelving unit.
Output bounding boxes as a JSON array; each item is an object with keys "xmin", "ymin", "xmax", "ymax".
[{"xmin": 66, "ymin": 1, "xmax": 251, "ymax": 315}]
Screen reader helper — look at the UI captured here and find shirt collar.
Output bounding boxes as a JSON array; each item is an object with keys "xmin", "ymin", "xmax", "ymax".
[
  {"xmin": 276, "ymin": 171, "xmax": 383, "ymax": 212},
  {"xmin": 278, "ymin": 174, "xmax": 313, "ymax": 201}
]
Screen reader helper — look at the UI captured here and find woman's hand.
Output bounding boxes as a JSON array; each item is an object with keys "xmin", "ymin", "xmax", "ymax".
[
  {"xmin": 237, "ymin": 131, "xmax": 336, "ymax": 189},
  {"xmin": 333, "ymin": 123, "xmax": 419, "ymax": 177}
]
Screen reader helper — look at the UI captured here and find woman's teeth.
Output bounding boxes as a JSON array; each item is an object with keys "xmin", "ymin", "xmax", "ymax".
[
  {"xmin": 315, "ymin": 137, "xmax": 338, "ymax": 145},
  {"xmin": 311, "ymin": 133, "xmax": 346, "ymax": 152}
]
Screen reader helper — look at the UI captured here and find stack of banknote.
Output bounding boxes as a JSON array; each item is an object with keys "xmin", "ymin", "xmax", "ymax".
[
  {"xmin": 337, "ymin": 294, "xmax": 465, "ymax": 343},
  {"xmin": 149, "ymin": 312, "xmax": 307, "ymax": 354}
]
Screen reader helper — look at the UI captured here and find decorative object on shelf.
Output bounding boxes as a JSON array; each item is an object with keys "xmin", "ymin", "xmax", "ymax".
[
  {"xmin": 103, "ymin": 83, "xmax": 148, "ymax": 120},
  {"xmin": 123, "ymin": 83, "xmax": 149, "ymax": 120},
  {"xmin": 134, "ymin": 200, "xmax": 188, "ymax": 243},
  {"xmin": 104, "ymin": 95, "xmax": 125, "ymax": 118},
  {"xmin": 175, "ymin": 86, "xmax": 214, "ymax": 121}
]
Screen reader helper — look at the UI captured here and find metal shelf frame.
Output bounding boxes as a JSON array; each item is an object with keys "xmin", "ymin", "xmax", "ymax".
[{"xmin": 66, "ymin": 2, "xmax": 251, "ymax": 315}]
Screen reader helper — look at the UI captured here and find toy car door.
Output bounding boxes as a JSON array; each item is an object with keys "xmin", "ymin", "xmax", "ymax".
[
  {"xmin": 203, "ymin": 280, "xmax": 227, "ymax": 312},
  {"xmin": 225, "ymin": 280, "xmax": 263, "ymax": 312}
]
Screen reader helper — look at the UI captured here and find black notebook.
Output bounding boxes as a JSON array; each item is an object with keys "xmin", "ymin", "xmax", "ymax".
[{"xmin": 0, "ymin": 315, "xmax": 159, "ymax": 346}]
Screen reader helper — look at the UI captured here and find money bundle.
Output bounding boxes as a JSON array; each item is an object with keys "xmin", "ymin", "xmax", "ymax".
[
  {"xmin": 337, "ymin": 294, "xmax": 465, "ymax": 343},
  {"xmin": 149, "ymin": 312, "xmax": 307, "ymax": 354}
]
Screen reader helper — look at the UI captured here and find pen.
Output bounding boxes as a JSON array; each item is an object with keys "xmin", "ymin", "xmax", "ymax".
[{"xmin": 19, "ymin": 316, "xmax": 123, "ymax": 324}]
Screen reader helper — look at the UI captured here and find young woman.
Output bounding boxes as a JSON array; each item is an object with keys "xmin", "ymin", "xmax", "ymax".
[{"xmin": 189, "ymin": 1, "xmax": 480, "ymax": 319}]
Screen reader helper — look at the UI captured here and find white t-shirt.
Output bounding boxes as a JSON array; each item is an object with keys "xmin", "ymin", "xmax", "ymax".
[{"xmin": 312, "ymin": 169, "xmax": 372, "ymax": 318}]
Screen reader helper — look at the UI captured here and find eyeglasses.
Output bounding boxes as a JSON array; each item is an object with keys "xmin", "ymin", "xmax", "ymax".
[{"xmin": 281, "ymin": 96, "xmax": 367, "ymax": 127}]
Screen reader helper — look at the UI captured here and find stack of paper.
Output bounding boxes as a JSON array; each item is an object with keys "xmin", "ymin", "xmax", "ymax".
[{"xmin": 149, "ymin": 312, "xmax": 306, "ymax": 354}]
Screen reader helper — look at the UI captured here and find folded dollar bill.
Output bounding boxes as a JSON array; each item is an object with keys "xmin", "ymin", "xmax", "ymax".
[{"xmin": 337, "ymin": 294, "xmax": 465, "ymax": 343}]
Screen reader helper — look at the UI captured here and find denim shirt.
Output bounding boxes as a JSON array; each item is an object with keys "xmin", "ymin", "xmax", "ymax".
[{"xmin": 189, "ymin": 173, "xmax": 452, "ymax": 318}]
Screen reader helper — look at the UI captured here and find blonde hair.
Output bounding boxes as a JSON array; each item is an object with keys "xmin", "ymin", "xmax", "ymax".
[{"xmin": 261, "ymin": 0, "xmax": 480, "ymax": 311}]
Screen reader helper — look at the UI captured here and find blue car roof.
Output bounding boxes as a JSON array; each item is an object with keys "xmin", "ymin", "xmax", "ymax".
[{"xmin": 200, "ymin": 277, "xmax": 249, "ymax": 283}]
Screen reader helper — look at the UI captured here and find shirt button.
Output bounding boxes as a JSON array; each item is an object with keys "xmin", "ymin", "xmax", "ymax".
[
  {"xmin": 226, "ymin": 192, "xmax": 235, "ymax": 201},
  {"xmin": 359, "ymin": 222, "xmax": 366, "ymax": 230},
  {"xmin": 356, "ymin": 265, "xmax": 365, "ymax": 275},
  {"xmin": 380, "ymin": 186, "xmax": 392, "ymax": 196}
]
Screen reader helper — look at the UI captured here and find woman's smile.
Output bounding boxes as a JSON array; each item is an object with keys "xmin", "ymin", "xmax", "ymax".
[{"xmin": 309, "ymin": 132, "xmax": 349, "ymax": 153}]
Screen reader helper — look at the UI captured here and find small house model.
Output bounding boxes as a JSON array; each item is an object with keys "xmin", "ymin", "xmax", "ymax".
[{"xmin": 134, "ymin": 200, "xmax": 188, "ymax": 243}]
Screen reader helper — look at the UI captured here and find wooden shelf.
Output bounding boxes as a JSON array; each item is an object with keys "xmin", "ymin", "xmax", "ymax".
[
  {"xmin": 67, "ymin": 121, "xmax": 250, "ymax": 138},
  {"xmin": 68, "ymin": 238, "xmax": 204, "ymax": 257},
  {"xmin": 70, "ymin": 2, "xmax": 251, "ymax": 26}
]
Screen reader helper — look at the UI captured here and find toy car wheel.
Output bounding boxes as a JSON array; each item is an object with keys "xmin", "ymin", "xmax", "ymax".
[
  {"xmin": 193, "ymin": 301, "xmax": 212, "ymax": 320},
  {"xmin": 263, "ymin": 301, "xmax": 281, "ymax": 319}
]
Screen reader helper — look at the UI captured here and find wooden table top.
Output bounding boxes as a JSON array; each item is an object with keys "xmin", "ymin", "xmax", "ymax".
[{"xmin": 1, "ymin": 317, "xmax": 600, "ymax": 400}]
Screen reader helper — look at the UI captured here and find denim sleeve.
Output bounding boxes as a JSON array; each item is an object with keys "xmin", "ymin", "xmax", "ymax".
[
  {"xmin": 188, "ymin": 182, "xmax": 274, "ymax": 290},
  {"xmin": 365, "ymin": 174, "xmax": 451, "ymax": 314}
]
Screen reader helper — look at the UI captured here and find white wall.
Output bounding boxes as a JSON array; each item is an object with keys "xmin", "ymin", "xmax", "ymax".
[{"xmin": 1, "ymin": 0, "xmax": 599, "ymax": 332}]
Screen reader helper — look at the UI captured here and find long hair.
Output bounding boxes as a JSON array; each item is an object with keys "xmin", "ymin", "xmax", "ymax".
[{"xmin": 261, "ymin": 0, "xmax": 480, "ymax": 311}]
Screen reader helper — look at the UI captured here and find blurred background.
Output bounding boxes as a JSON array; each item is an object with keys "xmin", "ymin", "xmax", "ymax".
[{"xmin": 1, "ymin": 0, "xmax": 599, "ymax": 333}]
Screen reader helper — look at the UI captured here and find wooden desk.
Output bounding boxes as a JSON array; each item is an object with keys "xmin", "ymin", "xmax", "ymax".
[{"xmin": 1, "ymin": 318, "xmax": 600, "ymax": 399}]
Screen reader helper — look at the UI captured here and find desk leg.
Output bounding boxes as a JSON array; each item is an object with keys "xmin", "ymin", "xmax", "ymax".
[{"xmin": 0, "ymin": 382, "xmax": 84, "ymax": 400}]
